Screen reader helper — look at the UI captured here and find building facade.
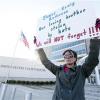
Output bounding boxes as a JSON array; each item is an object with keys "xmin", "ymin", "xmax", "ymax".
[
  {"xmin": 45, "ymin": 40, "xmax": 87, "ymax": 62},
  {"xmin": 0, "ymin": 56, "xmax": 55, "ymax": 82}
]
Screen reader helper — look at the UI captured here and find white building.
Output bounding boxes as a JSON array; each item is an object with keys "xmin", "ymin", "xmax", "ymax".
[{"xmin": 0, "ymin": 56, "xmax": 55, "ymax": 82}]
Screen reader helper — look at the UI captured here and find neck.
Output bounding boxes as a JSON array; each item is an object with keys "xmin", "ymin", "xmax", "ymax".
[{"xmin": 66, "ymin": 63, "xmax": 75, "ymax": 68}]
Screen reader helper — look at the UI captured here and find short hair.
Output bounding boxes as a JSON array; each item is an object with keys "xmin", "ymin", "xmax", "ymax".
[{"xmin": 63, "ymin": 49, "xmax": 77, "ymax": 60}]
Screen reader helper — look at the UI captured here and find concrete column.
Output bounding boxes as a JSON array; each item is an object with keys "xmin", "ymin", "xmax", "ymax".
[
  {"xmin": 95, "ymin": 67, "xmax": 100, "ymax": 85},
  {"xmin": 95, "ymin": 51, "xmax": 100, "ymax": 85},
  {"xmin": 10, "ymin": 87, "xmax": 16, "ymax": 100},
  {"xmin": 0, "ymin": 84, "xmax": 7, "ymax": 100},
  {"xmin": 25, "ymin": 92, "xmax": 32, "ymax": 100}
]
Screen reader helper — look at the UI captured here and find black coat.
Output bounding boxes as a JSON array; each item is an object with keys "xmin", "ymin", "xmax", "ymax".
[{"xmin": 38, "ymin": 39, "xmax": 100, "ymax": 100}]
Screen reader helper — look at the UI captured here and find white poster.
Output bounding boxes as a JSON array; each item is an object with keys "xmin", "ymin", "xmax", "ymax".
[{"xmin": 34, "ymin": 0, "xmax": 100, "ymax": 48}]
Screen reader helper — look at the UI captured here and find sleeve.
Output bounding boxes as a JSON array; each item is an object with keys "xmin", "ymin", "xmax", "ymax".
[
  {"xmin": 37, "ymin": 48, "xmax": 59, "ymax": 75},
  {"xmin": 81, "ymin": 39, "xmax": 100, "ymax": 78}
]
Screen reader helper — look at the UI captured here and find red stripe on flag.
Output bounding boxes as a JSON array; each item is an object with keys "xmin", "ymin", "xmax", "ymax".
[{"xmin": 21, "ymin": 32, "xmax": 29, "ymax": 48}]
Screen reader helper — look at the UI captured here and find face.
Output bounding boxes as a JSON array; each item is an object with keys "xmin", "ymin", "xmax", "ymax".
[{"xmin": 63, "ymin": 51, "xmax": 77, "ymax": 67}]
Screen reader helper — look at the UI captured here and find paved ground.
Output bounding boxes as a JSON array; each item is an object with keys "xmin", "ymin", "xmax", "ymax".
[
  {"xmin": 0, "ymin": 84, "xmax": 53, "ymax": 100},
  {"xmin": 0, "ymin": 84, "xmax": 100, "ymax": 100}
]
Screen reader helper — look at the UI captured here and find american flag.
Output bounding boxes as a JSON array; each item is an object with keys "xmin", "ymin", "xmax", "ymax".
[{"xmin": 21, "ymin": 32, "xmax": 29, "ymax": 48}]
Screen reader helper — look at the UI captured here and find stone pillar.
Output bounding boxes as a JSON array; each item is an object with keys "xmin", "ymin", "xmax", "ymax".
[
  {"xmin": 95, "ymin": 66, "xmax": 100, "ymax": 85},
  {"xmin": 95, "ymin": 50, "xmax": 100, "ymax": 85}
]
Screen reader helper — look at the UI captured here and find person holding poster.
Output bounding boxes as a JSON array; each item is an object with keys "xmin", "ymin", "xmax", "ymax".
[
  {"xmin": 37, "ymin": 37, "xmax": 100, "ymax": 100},
  {"xmin": 36, "ymin": 16, "xmax": 100, "ymax": 100}
]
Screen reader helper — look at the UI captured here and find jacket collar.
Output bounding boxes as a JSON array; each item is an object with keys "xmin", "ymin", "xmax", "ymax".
[{"xmin": 63, "ymin": 64, "xmax": 77, "ymax": 72}]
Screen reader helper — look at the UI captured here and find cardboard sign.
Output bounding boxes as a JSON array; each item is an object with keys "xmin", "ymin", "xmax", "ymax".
[{"xmin": 34, "ymin": 0, "xmax": 100, "ymax": 48}]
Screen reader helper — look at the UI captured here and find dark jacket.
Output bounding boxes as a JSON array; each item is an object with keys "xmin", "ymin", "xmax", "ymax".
[{"xmin": 38, "ymin": 39, "xmax": 100, "ymax": 100}]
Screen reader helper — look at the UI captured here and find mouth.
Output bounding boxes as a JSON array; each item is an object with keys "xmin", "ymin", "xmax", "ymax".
[{"xmin": 67, "ymin": 63, "xmax": 74, "ymax": 66}]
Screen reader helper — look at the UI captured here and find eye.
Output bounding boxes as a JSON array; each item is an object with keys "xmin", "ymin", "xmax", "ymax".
[{"xmin": 64, "ymin": 55, "xmax": 74, "ymax": 59}]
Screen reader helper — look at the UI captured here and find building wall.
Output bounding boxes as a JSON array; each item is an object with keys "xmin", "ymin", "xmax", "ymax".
[
  {"xmin": 45, "ymin": 40, "xmax": 87, "ymax": 62},
  {"xmin": 0, "ymin": 56, "xmax": 55, "ymax": 82}
]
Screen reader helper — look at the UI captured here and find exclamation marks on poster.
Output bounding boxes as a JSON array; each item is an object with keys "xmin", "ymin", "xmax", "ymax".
[
  {"xmin": 91, "ymin": 27, "xmax": 95, "ymax": 36},
  {"xmin": 89, "ymin": 27, "xmax": 92, "ymax": 37},
  {"xmin": 89, "ymin": 26, "xmax": 100, "ymax": 37}
]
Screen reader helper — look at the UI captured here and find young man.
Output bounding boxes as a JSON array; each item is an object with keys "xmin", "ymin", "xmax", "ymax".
[{"xmin": 37, "ymin": 38, "xmax": 100, "ymax": 100}]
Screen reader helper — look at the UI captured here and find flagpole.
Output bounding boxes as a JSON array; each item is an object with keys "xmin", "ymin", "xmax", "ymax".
[{"xmin": 5, "ymin": 31, "xmax": 20, "ymax": 84}]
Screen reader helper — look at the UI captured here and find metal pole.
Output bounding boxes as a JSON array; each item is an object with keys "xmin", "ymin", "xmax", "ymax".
[
  {"xmin": 0, "ymin": 84, "xmax": 7, "ymax": 100},
  {"xmin": 5, "ymin": 31, "xmax": 20, "ymax": 83},
  {"xmin": 25, "ymin": 92, "xmax": 32, "ymax": 100}
]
